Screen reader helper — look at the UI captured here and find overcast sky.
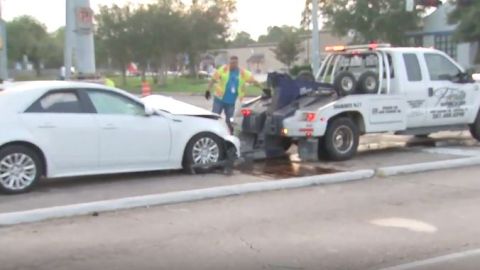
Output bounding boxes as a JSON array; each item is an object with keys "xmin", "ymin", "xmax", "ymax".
[{"xmin": 2, "ymin": 0, "xmax": 305, "ymax": 39}]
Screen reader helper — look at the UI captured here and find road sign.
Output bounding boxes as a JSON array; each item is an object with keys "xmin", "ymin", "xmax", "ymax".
[{"xmin": 75, "ymin": 7, "xmax": 94, "ymax": 34}]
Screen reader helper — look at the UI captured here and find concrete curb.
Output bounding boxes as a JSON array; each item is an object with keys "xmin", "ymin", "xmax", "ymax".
[
  {"xmin": 376, "ymin": 157, "xmax": 480, "ymax": 177},
  {"xmin": 0, "ymin": 170, "xmax": 374, "ymax": 226}
]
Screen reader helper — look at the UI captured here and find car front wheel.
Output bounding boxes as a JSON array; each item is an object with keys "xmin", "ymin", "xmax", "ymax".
[
  {"xmin": 0, "ymin": 145, "xmax": 42, "ymax": 194},
  {"xmin": 184, "ymin": 133, "xmax": 225, "ymax": 173}
]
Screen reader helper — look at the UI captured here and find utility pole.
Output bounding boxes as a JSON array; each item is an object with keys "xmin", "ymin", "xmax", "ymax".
[
  {"xmin": 64, "ymin": 0, "xmax": 96, "ymax": 80},
  {"xmin": 65, "ymin": 0, "xmax": 74, "ymax": 80},
  {"xmin": 0, "ymin": 0, "xmax": 8, "ymax": 80},
  {"xmin": 311, "ymin": 0, "xmax": 320, "ymax": 77},
  {"xmin": 74, "ymin": 0, "xmax": 96, "ymax": 77}
]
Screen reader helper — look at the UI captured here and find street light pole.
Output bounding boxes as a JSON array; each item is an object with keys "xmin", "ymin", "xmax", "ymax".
[
  {"xmin": 0, "ymin": 0, "xmax": 8, "ymax": 80},
  {"xmin": 311, "ymin": 0, "xmax": 320, "ymax": 77},
  {"xmin": 65, "ymin": 0, "xmax": 74, "ymax": 80}
]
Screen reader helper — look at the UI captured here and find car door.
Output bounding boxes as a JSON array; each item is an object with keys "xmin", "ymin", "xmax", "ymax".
[
  {"xmin": 84, "ymin": 89, "xmax": 171, "ymax": 171},
  {"xmin": 20, "ymin": 89, "xmax": 99, "ymax": 176},
  {"xmin": 402, "ymin": 53, "xmax": 429, "ymax": 128},
  {"xmin": 422, "ymin": 52, "xmax": 476, "ymax": 126}
]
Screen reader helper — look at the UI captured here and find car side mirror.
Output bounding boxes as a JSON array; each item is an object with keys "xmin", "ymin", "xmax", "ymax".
[
  {"xmin": 145, "ymin": 106, "xmax": 156, "ymax": 116},
  {"xmin": 463, "ymin": 71, "xmax": 475, "ymax": 83}
]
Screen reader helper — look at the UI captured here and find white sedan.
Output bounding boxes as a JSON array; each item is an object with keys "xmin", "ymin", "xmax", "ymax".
[{"xmin": 0, "ymin": 81, "xmax": 240, "ymax": 194}]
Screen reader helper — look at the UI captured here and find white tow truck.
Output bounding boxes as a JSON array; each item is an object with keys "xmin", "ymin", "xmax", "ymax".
[{"xmin": 239, "ymin": 44, "xmax": 480, "ymax": 161}]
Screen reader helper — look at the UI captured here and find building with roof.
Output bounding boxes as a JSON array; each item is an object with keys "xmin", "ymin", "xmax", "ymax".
[
  {"xmin": 205, "ymin": 31, "xmax": 352, "ymax": 74},
  {"xmin": 407, "ymin": 3, "xmax": 478, "ymax": 69}
]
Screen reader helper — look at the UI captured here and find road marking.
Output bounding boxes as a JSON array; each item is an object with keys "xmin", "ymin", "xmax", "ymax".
[
  {"xmin": 421, "ymin": 147, "xmax": 480, "ymax": 157},
  {"xmin": 370, "ymin": 218, "xmax": 437, "ymax": 233},
  {"xmin": 377, "ymin": 248, "xmax": 480, "ymax": 270}
]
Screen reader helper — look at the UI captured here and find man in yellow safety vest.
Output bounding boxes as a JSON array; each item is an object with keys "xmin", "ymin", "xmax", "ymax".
[{"xmin": 205, "ymin": 55, "xmax": 262, "ymax": 133}]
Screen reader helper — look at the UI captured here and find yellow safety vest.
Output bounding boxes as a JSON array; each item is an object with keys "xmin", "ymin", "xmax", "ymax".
[
  {"xmin": 105, "ymin": 78, "xmax": 115, "ymax": 87},
  {"xmin": 213, "ymin": 65, "xmax": 253, "ymax": 100}
]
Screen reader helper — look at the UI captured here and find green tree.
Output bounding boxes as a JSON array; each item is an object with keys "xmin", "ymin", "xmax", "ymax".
[
  {"xmin": 303, "ymin": 0, "xmax": 422, "ymax": 45},
  {"xmin": 230, "ymin": 31, "xmax": 255, "ymax": 47},
  {"xmin": 258, "ymin": 26, "xmax": 308, "ymax": 43},
  {"xmin": 43, "ymin": 27, "xmax": 64, "ymax": 69},
  {"xmin": 96, "ymin": 4, "xmax": 135, "ymax": 85},
  {"xmin": 272, "ymin": 32, "xmax": 304, "ymax": 68},
  {"xmin": 183, "ymin": 0, "xmax": 236, "ymax": 76},
  {"xmin": 449, "ymin": 0, "xmax": 480, "ymax": 63},
  {"xmin": 6, "ymin": 16, "xmax": 50, "ymax": 76}
]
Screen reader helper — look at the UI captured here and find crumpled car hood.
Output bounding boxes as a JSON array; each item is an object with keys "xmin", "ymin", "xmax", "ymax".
[{"xmin": 142, "ymin": 95, "xmax": 217, "ymax": 117}]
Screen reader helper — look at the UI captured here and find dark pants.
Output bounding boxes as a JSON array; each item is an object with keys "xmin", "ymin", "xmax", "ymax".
[{"xmin": 213, "ymin": 98, "xmax": 235, "ymax": 133}]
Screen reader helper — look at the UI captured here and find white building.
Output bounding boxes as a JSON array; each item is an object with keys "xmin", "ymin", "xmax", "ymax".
[{"xmin": 407, "ymin": 3, "xmax": 478, "ymax": 69}]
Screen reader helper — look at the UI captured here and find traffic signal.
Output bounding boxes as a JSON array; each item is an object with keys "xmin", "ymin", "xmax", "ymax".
[{"xmin": 416, "ymin": 0, "xmax": 443, "ymax": 7}]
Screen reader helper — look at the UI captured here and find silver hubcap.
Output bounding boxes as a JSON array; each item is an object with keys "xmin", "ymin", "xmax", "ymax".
[
  {"xmin": 0, "ymin": 153, "xmax": 37, "ymax": 190},
  {"xmin": 341, "ymin": 77, "xmax": 354, "ymax": 91},
  {"xmin": 333, "ymin": 126, "xmax": 354, "ymax": 154},
  {"xmin": 192, "ymin": 137, "xmax": 220, "ymax": 165}
]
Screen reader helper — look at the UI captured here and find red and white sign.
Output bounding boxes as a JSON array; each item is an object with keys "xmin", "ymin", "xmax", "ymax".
[{"xmin": 75, "ymin": 7, "xmax": 94, "ymax": 34}]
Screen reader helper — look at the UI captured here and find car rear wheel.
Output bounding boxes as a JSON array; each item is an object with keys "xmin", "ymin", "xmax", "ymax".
[
  {"xmin": 184, "ymin": 133, "xmax": 225, "ymax": 174},
  {"xmin": 321, "ymin": 118, "xmax": 359, "ymax": 161},
  {"xmin": 0, "ymin": 145, "xmax": 42, "ymax": 194}
]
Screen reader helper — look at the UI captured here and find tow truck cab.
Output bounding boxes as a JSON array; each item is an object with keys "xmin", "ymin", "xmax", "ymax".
[{"xmin": 239, "ymin": 44, "xmax": 480, "ymax": 161}]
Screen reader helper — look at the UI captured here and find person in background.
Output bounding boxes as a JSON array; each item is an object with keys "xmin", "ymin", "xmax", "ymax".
[
  {"xmin": 104, "ymin": 77, "xmax": 115, "ymax": 87},
  {"xmin": 205, "ymin": 56, "xmax": 262, "ymax": 133}
]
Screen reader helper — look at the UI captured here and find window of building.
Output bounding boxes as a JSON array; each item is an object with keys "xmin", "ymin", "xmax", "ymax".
[
  {"xmin": 434, "ymin": 34, "xmax": 457, "ymax": 59},
  {"xmin": 409, "ymin": 36, "xmax": 423, "ymax": 47}
]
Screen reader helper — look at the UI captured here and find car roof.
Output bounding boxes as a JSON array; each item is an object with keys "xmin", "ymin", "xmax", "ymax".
[
  {"xmin": 2, "ymin": 80, "xmax": 110, "ymax": 92},
  {"xmin": 0, "ymin": 80, "xmax": 140, "ymax": 113}
]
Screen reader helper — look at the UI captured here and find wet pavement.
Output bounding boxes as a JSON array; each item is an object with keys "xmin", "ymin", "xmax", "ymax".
[{"xmin": 238, "ymin": 157, "xmax": 339, "ymax": 179}]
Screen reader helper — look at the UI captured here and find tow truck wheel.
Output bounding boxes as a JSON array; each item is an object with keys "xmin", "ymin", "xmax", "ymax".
[
  {"xmin": 321, "ymin": 118, "xmax": 359, "ymax": 161},
  {"xmin": 334, "ymin": 71, "xmax": 357, "ymax": 96},
  {"xmin": 296, "ymin": 71, "xmax": 315, "ymax": 82},
  {"xmin": 470, "ymin": 112, "xmax": 480, "ymax": 141},
  {"xmin": 357, "ymin": 71, "xmax": 379, "ymax": 94}
]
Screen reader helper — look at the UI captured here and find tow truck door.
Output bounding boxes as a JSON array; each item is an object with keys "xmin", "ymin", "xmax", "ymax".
[
  {"xmin": 421, "ymin": 52, "xmax": 476, "ymax": 126},
  {"xmin": 402, "ymin": 52, "xmax": 429, "ymax": 128}
]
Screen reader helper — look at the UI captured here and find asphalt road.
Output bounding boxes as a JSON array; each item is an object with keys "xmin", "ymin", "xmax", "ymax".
[
  {"xmin": 2, "ymin": 166, "xmax": 480, "ymax": 270},
  {"xmin": 0, "ymin": 132, "xmax": 476, "ymax": 213}
]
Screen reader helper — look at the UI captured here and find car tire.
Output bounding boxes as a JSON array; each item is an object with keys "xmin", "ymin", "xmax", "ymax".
[
  {"xmin": 470, "ymin": 112, "xmax": 480, "ymax": 141},
  {"xmin": 0, "ymin": 145, "xmax": 42, "ymax": 194},
  {"xmin": 296, "ymin": 71, "xmax": 315, "ymax": 82},
  {"xmin": 183, "ymin": 133, "xmax": 225, "ymax": 174},
  {"xmin": 357, "ymin": 71, "xmax": 379, "ymax": 94},
  {"xmin": 322, "ymin": 118, "xmax": 359, "ymax": 161},
  {"xmin": 334, "ymin": 71, "xmax": 358, "ymax": 96}
]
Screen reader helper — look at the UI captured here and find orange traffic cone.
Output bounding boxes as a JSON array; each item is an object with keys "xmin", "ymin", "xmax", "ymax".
[{"xmin": 141, "ymin": 81, "xmax": 152, "ymax": 97}]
